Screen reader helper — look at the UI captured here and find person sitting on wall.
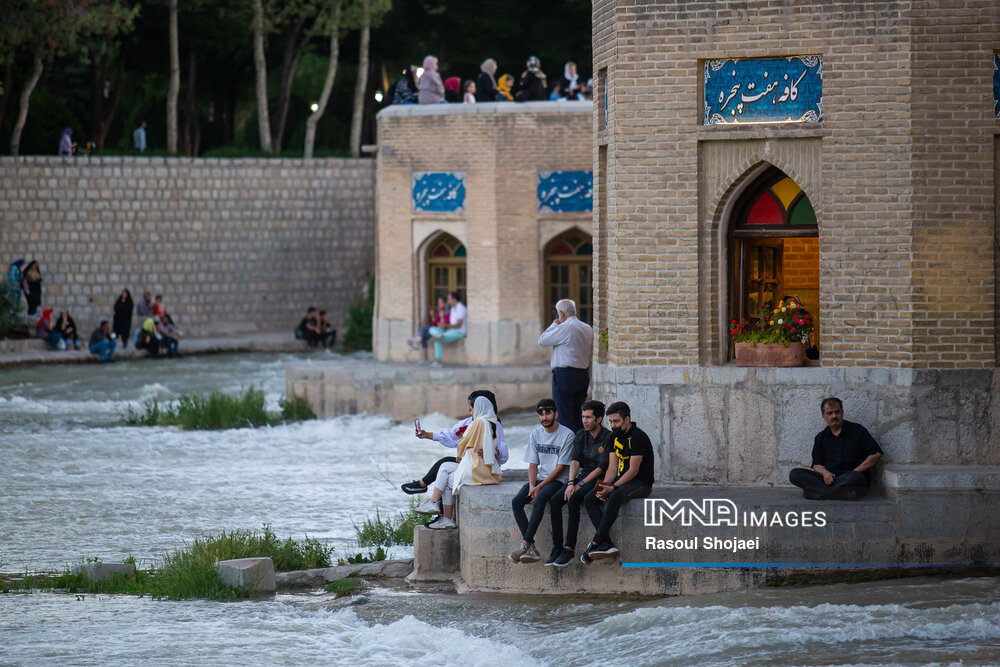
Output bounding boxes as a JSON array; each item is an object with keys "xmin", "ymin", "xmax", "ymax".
[
  {"xmin": 508, "ymin": 398, "xmax": 575, "ymax": 564},
  {"xmin": 88, "ymin": 320, "xmax": 117, "ymax": 362},
  {"xmin": 580, "ymin": 400, "xmax": 655, "ymax": 564},
  {"xmin": 789, "ymin": 397, "xmax": 883, "ymax": 501},
  {"xmin": 408, "ymin": 296, "xmax": 447, "ymax": 364},
  {"xmin": 294, "ymin": 306, "xmax": 322, "ymax": 347},
  {"xmin": 136, "ymin": 291, "xmax": 155, "ymax": 319},
  {"xmin": 49, "ymin": 310, "xmax": 80, "ymax": 351},
  {"xmin": 426, "ymin": 291, "xmax": 467, "ymax": 367},
  {"xmin": 156, "ymin": 315, "xmax": 181, "ymax": 358},
  {"xmin": 404, "ymin": 390, "xmax": 506, "ymax": 508},
  {"xmin": 136, "ymin": 317, "xmax": 161, "ymax": 357},
  {"xmin": 414, "ymin": 396, "xmax": 505, "ymax": 530},
  {"xmin": 318, "ymin": 310, "xmax": 337, "ymax": 349},
  {"xmin": 546, "ymin": 399, "xmax": 612, "ymax": 567}
]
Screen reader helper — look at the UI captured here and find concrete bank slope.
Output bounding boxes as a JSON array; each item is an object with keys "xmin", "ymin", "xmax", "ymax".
[
  {"xmin": 286, "ymin": 357, "xmax": 551, "ymax": 420},
  {"xmin": 426, "ymin": 465, "xmax": 1000, "ymax": 596},
  {"xmin": 0, "ymin": 332, "xmax": 306, "ymax": 368}
]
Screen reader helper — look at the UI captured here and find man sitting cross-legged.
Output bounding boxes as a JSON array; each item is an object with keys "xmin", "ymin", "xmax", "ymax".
[
  {"xmin": 508, "ymin": 398, "xmax": 574, "ymax": 564},
  {"xmin": 580, "ymin": 401, "xmax": 655, "ymax": 564},
  {"xmin": 545, "ymin": 399, "xmax": 612, "ymax": 567}
]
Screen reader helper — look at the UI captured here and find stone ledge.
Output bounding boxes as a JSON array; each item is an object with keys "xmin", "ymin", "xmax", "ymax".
[
  {"xmin": 276, "ymin": 559, "xmax": 413, "ymax": 589},
  {"xmin": 378, "ymin": 100, "xmax": 592, "ymax": 119},
  {"xmin": 215, "ymin": 557, "xmax": 276, "ymax": 594},
  {"xmin": 884, "ymin": 464, "xmax": 1000, "ymax": 491}
]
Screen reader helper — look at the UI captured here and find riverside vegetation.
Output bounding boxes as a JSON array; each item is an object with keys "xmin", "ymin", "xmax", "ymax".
[
  {"xmin": 122, "ymin": 387, "xmax": 316, "ymax": 429},
  {"xmin": 1, "ymin": 526, "xmax": 332, "ymax": 601}
]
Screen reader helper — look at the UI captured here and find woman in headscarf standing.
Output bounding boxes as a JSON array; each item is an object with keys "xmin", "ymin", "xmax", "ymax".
[
  {"xmin": 559, "ymin": 61, "xmax": 581, "ymax": 100},
  {"xmin": 476, "ymin": 58, "xmax": 499, "ymax": 102},
  {"xmin": 58, "ymin": 128, "xmax": 76, "ymax": 156},
  {"xmin": 443, "ymin": 76, "xmax": 461, "ymax": 103},
  {"xmin": 517, "ymin": 56, "xmax": 547, "ymax": 101},
  {"xmin": 418, "ymin": 55, "xmax": 445, "ymax": 105},
  {"xmin": 113, "ymin": 289, "xmax": 134, "ymax": 349},
  {"xmin": 22, "ymin": 260, "xmax": 42, "ymax": 315},
  {"xmin": 496, "ymin": 74, "xmax": 515, "ymax": 101},
  {"xmin": 391, "ymin": 65, "xmax": 419, "ymax": 105},
  {"xmin": 420, "ymin": 396, "xmax": 503, "ymax": 530}
]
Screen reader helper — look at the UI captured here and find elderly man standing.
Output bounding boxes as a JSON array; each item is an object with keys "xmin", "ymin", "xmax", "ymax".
[{"xmin": 538, "ymin": 299, "xmax": 593, "ymax": 432}]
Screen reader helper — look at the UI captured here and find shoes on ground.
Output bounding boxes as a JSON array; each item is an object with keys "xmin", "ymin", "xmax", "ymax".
[
  {"xmin": 588, "ymin": 542, "xmax": 620, "ymax": 560},
  {"xmin": 415, "ymin": 500, "xmax": 442, "ymax": 516},
  {"xmin": 407, "ymin": 338, "xmax": 421, "ymax": 351},
  {"xmin": 518, "ymin": 545, "xmax": 542, "ymax": 564},
  {"xmin": 430, "ymin": 361, "xmax": 442, "ymax": 368},
  {"xmin": 401, "ymin": 480, "xmax": 427, "ymax": 495},
  {"xmin": 508, "ymin": 543, "xmax": 529, "ymax": 563},
  {"xmin": 544, "ymin": 546, "xmax": 564, "ymax": 566},
  {"xmin": 553, "ymin": 547, "xmax": 575, "ymax": 567},
  {"xmin": 428, "ymin": 516, "xmax": 455, "ymax": 530}
]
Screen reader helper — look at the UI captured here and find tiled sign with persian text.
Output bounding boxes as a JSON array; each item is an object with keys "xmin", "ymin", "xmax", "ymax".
[
  {"xmin": 537, "ymin": 171, "xmax": 593, "ymax": 213},
  {"xmin": 412, "ymin": 172, "xmax": 465, "ymax": 213},
  {"xmin": 704, "ymin": 56, "xmax": 822, "ymax": 125}
]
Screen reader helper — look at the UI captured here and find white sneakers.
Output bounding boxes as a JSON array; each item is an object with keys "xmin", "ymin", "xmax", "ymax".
[
  {"xmin": 415, "ymin": 500, "xmax": 442, "ymax": 516},
  {"xmin": 428, "ymin": 516, "xmax": 456, "ymax": 530}
]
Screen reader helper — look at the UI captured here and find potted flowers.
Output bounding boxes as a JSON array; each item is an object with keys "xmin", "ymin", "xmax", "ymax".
[{"xmin": 730, "ymin": 302, "xmax": 813, "ymax": 367}]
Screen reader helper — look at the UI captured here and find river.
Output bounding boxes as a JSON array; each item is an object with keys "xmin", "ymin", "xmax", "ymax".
[{"xmin": 2, "ymin": 353, "xmax": 998, "ymax": 666}]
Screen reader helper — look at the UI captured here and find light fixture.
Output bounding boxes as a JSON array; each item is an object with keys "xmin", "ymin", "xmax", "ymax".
[
  {"xmin": 310, "ymin": 103, "xmax": 319, "ymax": 112},
  {"xmin": 416, "ymin": 67, "xmax": 424, "ymax": 78},
  {"xmin": 374, "ymin": 91, "xmax": 383, "ymax": 103}
]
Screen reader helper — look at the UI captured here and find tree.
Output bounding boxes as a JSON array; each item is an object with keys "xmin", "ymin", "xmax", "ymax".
[
  {"xmin": 346, "ymin": 0, "xmax": 390, "ymax": 158},
  {"xmin": 167, "ymin": 0, "xmax": 179, "ymax": 153},
  {"xmin": 303, "ymin": 0, "xmax": 342, "ymax": 159},
  {"xmin": 0, "ymin": 0, "xmax": 136, "ymax": 156}
]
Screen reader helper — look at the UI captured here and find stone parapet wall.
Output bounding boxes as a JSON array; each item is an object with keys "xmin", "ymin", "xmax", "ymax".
[
  {"xmin": 0, "ymin": 156, "xmax": 375, "ymax": 337},
  {"xmin": 593, "ymin": 364, "xmax": 1000, "ymax": 485}
]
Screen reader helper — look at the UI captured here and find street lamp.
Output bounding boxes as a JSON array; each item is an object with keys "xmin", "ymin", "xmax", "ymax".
[
  {"xmin": 374, "ymin": 91, "xmax": 383, "ymax": 103},
  {"xmin": 310, "ymin": 103, "xmax": 319, "ymax": 112}
]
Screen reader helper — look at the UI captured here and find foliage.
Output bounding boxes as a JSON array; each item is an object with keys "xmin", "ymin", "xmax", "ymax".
[
  {"xmin": 0, "ymin": 279, "xmax": 24, "ymax": 339},
  {"xmin": 324, "ymin": 575, "xmax": 366, "ymax": 597},
  {"xmin": 598, "ymin": 328, "xmax": 608, "ymax": 351},
  {"xmin": 123, "ymin": 387, "xmax": 315, "ymax": 429},
  {"xmin": 280, "ymin": 392, "xmax": 317, "ymax": 421},
  {"xmin": 354, "ymin": 502, "xmax": 420, "ymax": 547},
  {"xmin": 730, "ymin": 300, "xmax": 814, "ymax": 346},
  {"xmin": 341, "ymin": 275, "xmax": 374, "ymax": 352},
  {"xmin": 3, "ymin": 526, "xmax": 334, "ymax": 601},
  {"xmin": 340, "ymin": 546, "xmax": 386, "ymax": 564}
]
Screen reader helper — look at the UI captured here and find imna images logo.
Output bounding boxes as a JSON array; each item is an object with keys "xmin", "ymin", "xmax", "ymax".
[{"xmin": 644, "ymin": 498, "xmax": 826, "ymax": 528}]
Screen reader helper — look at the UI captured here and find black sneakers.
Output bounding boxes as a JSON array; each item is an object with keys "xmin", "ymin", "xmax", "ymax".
[
  {"xmin": 552, "ymin": 547, "xmax": 575, "ymax": 567},
  {"xmin": 588, "ymin": 542, "xmax": 620, "ymax": 560},
  {"xmin": 544, "ymin": 546, "xmax": 564, "ymax": 566},
  {"xmin": 579, "ymin": 544, "xmax": 595, "ymax": 564},
  {"xmin": 401, "ymin": 480, "xmax": 427, "ymax": 494}
]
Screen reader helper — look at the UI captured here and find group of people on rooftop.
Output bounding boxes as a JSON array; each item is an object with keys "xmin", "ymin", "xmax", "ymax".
[{"xmin": 391, "ymin": 55, "xmax": 591, "ymax": 106}]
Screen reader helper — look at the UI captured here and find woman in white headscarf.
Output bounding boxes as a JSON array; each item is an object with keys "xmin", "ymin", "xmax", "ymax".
[
  {"xmin": 418, "ymin": 55, "xmax": 445, "ymax": 104},
  {"xmin": 419, "ymin": 395, "xmax": 502, "ymax": 529}
]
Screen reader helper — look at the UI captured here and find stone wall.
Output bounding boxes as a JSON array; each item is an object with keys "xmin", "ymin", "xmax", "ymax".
[
  {"xmin": 0, "ymin": 156, "xmax": 375, "ymax": 337},
  {"xmin": 375, "ymin": 102, "xmax": 593, "ymax": 366}
]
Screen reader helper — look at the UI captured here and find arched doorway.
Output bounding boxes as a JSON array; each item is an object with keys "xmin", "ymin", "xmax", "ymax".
[
  {"xmin": 544, "ymin": 230, "xmax": 593, "ymax": 324},
  {"xmin": 728, "ymin": 167, "xmax": 819, "ymax": 356},
  {"xmin": 426, "ymin": 233, "xmax": 467, "ymax": 307}
]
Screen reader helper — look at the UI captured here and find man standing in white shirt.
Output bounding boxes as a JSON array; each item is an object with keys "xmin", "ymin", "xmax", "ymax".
[
  {"xmin": 538, "ymin": 298, "xmax": 593, "ymax": 432},
  {"xmin": 427, "ymin": 291, "xmax": 467, "ymax": 366}
]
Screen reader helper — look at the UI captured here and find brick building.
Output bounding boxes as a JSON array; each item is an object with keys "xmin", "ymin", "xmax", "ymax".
[
  {"xmin": 589, "ymin": 1, "xmax": 1000, "ymax": 483},
  {"xmin": 374, "ymin": 102, "xmax": 593, "ymax": 365}
]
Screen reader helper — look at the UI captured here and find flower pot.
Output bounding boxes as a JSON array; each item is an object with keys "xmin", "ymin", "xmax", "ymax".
[{"xmin": 734, "ymin": 342, "xmax": 806, "ymax": 367}]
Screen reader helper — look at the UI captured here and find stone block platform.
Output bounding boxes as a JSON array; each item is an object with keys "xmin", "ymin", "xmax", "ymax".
[
  {"xmin": 439, "ymin": 464, "xmax": 1000, "ymax": 596},
  {"xmin": 215, "ymin": 557, "xmax": 276, "ymax": 594},
  {"xmin": 286, "ymin": 357, "xmax": 551, "ymax": 420}
]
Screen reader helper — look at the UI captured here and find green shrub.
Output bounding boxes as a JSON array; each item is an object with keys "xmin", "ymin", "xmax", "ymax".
[
  {"xmin": 341, "ymin": 547, "xmax": 387, "ymax": 564},
  {"xmin": 324, "ymin": 575, "xmax": 367, "ymax": 598},
  {"xmin": 279, "ymin": 393, "xmax": 316, "ymax": 421},
  {"xmin": 354, "ymin": 502, "xmax": 421, "ymax": 547},
  {"xmin": 0, "ymin": 279, "xmax": 24, "ymax": 339},
  {"xmin": 342, "ymin": 276, "xmax": 374, "ymax": 352}
]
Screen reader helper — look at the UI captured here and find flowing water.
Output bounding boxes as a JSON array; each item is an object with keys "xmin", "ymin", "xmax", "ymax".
[{"xmin": 2, "ymin": 354, "xmax": 998, "ymax": 666}]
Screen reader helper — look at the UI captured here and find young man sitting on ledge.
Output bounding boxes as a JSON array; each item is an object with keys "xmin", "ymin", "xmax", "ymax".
[
  {"xmin": 580, "ymin": 401, "xmax": 655, "ymax": 564},
  {"xmin": 789, "ymin": 397, "xmax": 884, "ymax": 501}
]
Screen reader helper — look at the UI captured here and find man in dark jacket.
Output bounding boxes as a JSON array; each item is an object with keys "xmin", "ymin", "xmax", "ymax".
[
  {"xmin": 89, "ymin": 320, "xmax": 117, "ymax": 362},
  {"xmin": 789, "ymin": 397, "xmax": 884, "ymax": 500}
]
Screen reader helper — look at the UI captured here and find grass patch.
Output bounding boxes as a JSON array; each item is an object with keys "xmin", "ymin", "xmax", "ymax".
[
  {"xmin": 342, "ymin": 276, "xmax": 374, "ymax": 352},
  {"xmin": 324, "ymin": 575, "xmax": 367, "ymax": 598},
  {"xmin": 279, "ymin": 393, "xmax": 316, "ymax": 421},
  {"xmin": 340, "ymin": 547, "xmax": 387, "ymax": 564},
  {"xmin": 354, "ymin": 502, "xmax": 422, "ymax": 547},
  {"xmin": 3, "ymin": 526, "xmax": 334, "ymax": 601},
  {"xmin": 123, "ymin": 387, "xmax": 316, "ymax": 430}
]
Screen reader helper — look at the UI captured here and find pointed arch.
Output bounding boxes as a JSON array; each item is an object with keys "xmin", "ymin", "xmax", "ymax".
[
  {"xmin": 543, "ymin": 228, "xmax": 593, "ymax": 325},
  {"xmin": 423, "ymin": 231, "xmax": 467, "ymax": 311}
]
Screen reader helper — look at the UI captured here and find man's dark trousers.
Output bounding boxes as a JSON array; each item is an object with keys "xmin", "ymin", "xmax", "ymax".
[
  {"xmin": 512, "ymin": 482, "xmax": 565, "ymax": 543},
  {"xmin": 552, "ymin": 367, "xmax": 589, "ymax": 433},
  {"xmin": 789, "ymin": 468, "xmax": 869, "ymax": 500},
  {"xmin": 584, "ymin": 480, "xmax": 651, "ymax": 546},
  {"xmin": 548, "ymin": 479, "xmax": 596, "ymax": 550}
]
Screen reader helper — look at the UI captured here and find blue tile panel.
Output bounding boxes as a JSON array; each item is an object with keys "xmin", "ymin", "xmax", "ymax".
[
  {"xmin": 412, "ymin": 172, "xmax": 465, "ymax": 213},
  {"xmin": 537, "ymin": 171, "xmax": 593, "ymax": 212},
  {"xmin": 704, "ymin": 56, "xmax": 823, "ymax": 125},
  {"xmin": 994, "ymin": 52, "xmax": 999, "ymax": 120}
]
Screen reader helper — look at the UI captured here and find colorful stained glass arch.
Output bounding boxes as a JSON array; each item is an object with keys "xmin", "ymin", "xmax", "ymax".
[{"xmin": 738, "ymin": 173, "xmax": 816, "ymax": 229}]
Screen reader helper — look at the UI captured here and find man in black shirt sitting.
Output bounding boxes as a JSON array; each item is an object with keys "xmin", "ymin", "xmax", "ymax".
[
  {"xmin": 789, "ymin": 397, "xmax": 884, "ymax": 500},
  {"xmin": 581, "ymin": 401, "xmax": 655, "ymax": 563},
  {"xmin": 546, "ymin": 399, "xmax": 613, "ymax": 567}
]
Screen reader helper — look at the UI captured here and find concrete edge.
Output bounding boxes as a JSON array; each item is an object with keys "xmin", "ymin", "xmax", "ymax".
[{"xmin": 275, "ymin": 559, "xmax": 414, "ymax": 589}]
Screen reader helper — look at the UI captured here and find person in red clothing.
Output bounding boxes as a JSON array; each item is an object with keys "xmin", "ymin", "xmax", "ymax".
[
  {"xmin": 153, "ymin": 294, "xmax": 168, "ymax": 318},
  {"xmin": 408, "ymin": 296, "xmax": 447, "ymax": 363}
]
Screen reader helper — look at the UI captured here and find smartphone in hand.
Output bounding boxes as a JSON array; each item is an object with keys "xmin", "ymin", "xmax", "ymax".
[{"xmin": 414, "ymin": 418, "xmax": 421, "ymax": 435}]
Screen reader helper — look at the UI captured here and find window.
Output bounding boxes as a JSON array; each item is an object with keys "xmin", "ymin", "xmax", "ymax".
[
  {"xmin": 544, "ymin": 230, "xmax": 593, "ymax": 325},
  {"xmin": 426, "ymin": 234, "xmax": 467, "ymax": 307},
  {"xmin": 728, "ymin": 167, "xmax": 819, "ymax": 355}
]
